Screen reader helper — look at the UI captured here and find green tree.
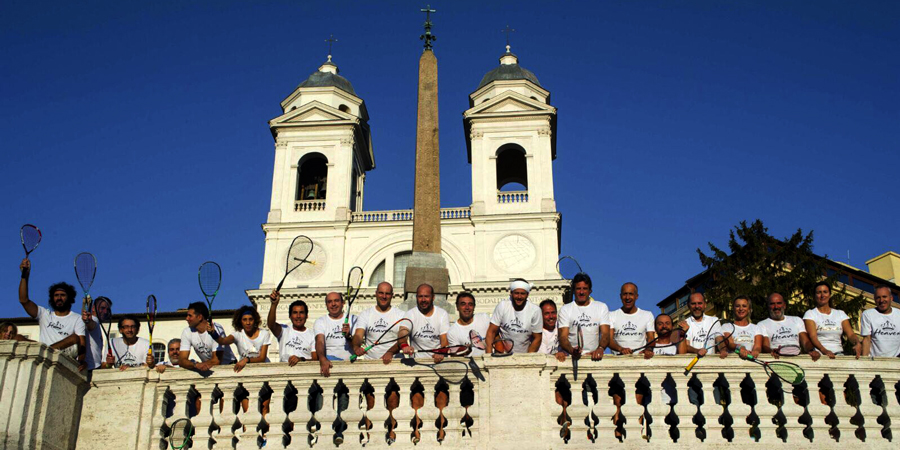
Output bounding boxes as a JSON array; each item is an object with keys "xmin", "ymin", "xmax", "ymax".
[{"xmin": 697, "ymin": 220, "xmax": 866, "ymax": 352}]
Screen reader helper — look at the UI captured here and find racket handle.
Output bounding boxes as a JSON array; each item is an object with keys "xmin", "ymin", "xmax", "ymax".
[
  {"xmin": 734, "ymin": 348, "xmax": 756, "ymax": 360},
  {"xmin": 684, "ymin": 355, "xmax": 700, "ymax": 374},
  {"xmin": 349, "ymin": 344, "xmax": 374, "ymax": 362}
]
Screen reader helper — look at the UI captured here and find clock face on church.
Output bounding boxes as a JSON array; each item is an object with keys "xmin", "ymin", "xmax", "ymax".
[
  {"xmin": 492, "ymin": 234, "xmax": 536, "ymax": 273},
  {"xmin": 291, "ymin": 244, "xmax": 327, "ymax": 281}
]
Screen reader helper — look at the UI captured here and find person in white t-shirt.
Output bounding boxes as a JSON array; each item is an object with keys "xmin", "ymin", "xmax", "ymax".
[
  {"xmin": 557, "ymin": 273, "xmax": 610, "ymax": 361},
  {"xmin": 486, "ymin": 279, "xmax": 543, "ymax": 354},
  {"xmin": 267, "ymin": 291, "xmax": 316, "ymax": 366},
  {"xmin": 539, "ymin": 299, "xmax": 564, "ymax": 361},
  {"xmin": 725, "ymin": 296, "xmax": 764, "ymax": 360},
  {"xmin": 82, "ymin": 296, "xmax": 112, "ymax": 371},
  {"xmin": 803, "ymin": 282, "xmax": 860, "ymax": 358},
  {"xmin": 679, "ymin": 293, "xmax": 728, "ymax": 359},
  {"xmin": 212, "ymin": 306, "xmax": 271, "ymax": 373},
  {"xmin": 352, "ymin": 282, "xmax": 406, "ymax": 363},
  {"xmin": 447, "ymin": 292, "xmax": 490, "ymax": 356},
  {"xmin": 107, "ymin": 317, "xmax": 153, "ymax": 370},
  {"xmin": 314, "ymin": 292, "xmax": 357, "ymax": 377},
  {"xmin": 155, "ymin": 339, "xmax": 186, "ymax": 373},
  {"xmin": 608, "ymin": 283, "xmax": 655, "ymax": 355},
  {"xmin": 178, "ymin": 301, "xmax": 235, "ymax": 372},
  {"xmin": 759, "ymin": 293, "xmax": 819, "ymax": 360},
  {"xmin": 399, "ymin": 284, "xmax": 450, "ymax": 362},
  {"xmin": 861, "ymin": 285, "xmax": 900, "ymax": 357},
  {"xmin": 18, "ymin": 259, "xmax": 85, "ymax": 363}
]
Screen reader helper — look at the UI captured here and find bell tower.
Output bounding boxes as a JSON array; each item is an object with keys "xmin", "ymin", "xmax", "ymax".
[
  {"xmin": 267, "ymin": 56, "xmax": 374, "ymax": 225},
  {"xmin": 463, "ymin": 46, "xmax": 557, "ymax": 216}
]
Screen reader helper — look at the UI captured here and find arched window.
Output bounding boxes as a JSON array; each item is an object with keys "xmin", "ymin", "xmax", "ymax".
[
  {"xmin": 338, "ymin": 104, "xmax": 351, "ymax": 113},
  {"xmin": 496, "ymin": 145, "xmax": 528, "ymax": 191},
  {"xmin": 369, "ymin": 260, "xmax": 386, "ymax": 287},
  {"xmin": 151, "ymin": 343, "xmax": 166, "ymax": 363},
  {"xmin": 297, "ymin": 154, "xmax": 328, "ymax": 200}
]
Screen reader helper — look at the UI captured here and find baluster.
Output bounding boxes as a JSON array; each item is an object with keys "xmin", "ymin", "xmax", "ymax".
[
  {"xmin": 620, "ymin": 371, "xmax": 645, "ymax": 441},
  {"xmin": 780, "ymin": 379, "xmax": 807, "ymax": 441},
  {"xmin": 853, "ymin": 372, "xmax": 887, "ymax": 444},
  {"xmin": 832, "ymin": 372, "xmax": 861, "ymax": 442},
  {"xmin": 568, "ymin": 371, "xmax": 588, "ymax": 444},
  {"xmin": 801, "ymin": 369, "xmax": 831, "ymax": 442},
  {"xmin": 287, "ymin": 379, "xmax": 313, "ymax": 446},
  {"xmin": 192, "ymin": 382, "xmax": 219, "ymax": 449},
  {"xmin": 672, "ymin": 371, "xmax": 701, "ymax": 443},
  {"xmin": 729, "ymin": 372, "xmax": 754, "ymax": 442},
  {"xmin": 643, "ymin": 371, "xmax": 671, "ymax": 442},
  {"xmin": 212, "ymin": 382, "xmax": 238, "ymax": 449},
  {"xmin": 744, "ymin": 371, "xmax": 779, "ymax": 444},
  {"xmin": 265, "ymin": 380, "xmax": 289, "ymax": 449},
  {"xmin": 315, "ymin": 377, "xmax": 339, "ymax": 445},
  {"xmin": 696, "ymin": 372, "xmax": 725, "ymax": 443},
  {"xmin": 440, "ymin": 380, "xmax": 465, "ymax": 445}
]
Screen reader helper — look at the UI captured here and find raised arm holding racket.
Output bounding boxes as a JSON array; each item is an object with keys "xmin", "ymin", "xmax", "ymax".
[
  {"xmin": 74, "ymin": 252, "xmax": 96, "ymax": 315},
  {"xmin": 146, "ymin": 295, "xmax": 157, "ymax": 361},
  {"xmin": 274, "ymin": 235, "xmax": 314, "ymax": 294},
  {"xmin": 198, "ymin": 261, "xmax": 222, "ymax": 313}
]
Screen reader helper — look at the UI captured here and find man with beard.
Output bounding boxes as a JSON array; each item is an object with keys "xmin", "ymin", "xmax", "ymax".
[
  {"xmin": 314, "ymin": 292, "xmax": 356, "ymax": 376},
  {"xmin": 399, "ymin": 284, "xmax": 450, "ymax": 362},
  {"xmin": 107, "ymin": 317, "xmax": 153, "ymax": 370},
  {"xmin": 352, "ymin": 282, "xmax": 405, "ymax": 362},
  {"xmin": 447, "ymin": 292, "xmax": 490, "ymax": 356},
  {"xmin": 861, "ymin": 285, "xmax": 900, "ymax": 357},
  {"xmin": 759, "ymin": 292, "xmax": 818, "ymax": 360},
  {"xmin": 680, "ymin": 293, "xmax": 728, "ymax": 359},
  {"xmin": 643, "ymin": 314, "xmax": 687, "ymax": 358},
  {"xmin": 18, "ymin": 259, "xmax": 85, "ymax": 360},
  {"xmin": 539, "ymin": 299, "xmax": 565, "ymax": 361},
  {"xmin": 179, "ymin": 301, "xmax": 235, "ymax": 372},
  {"xmin": 608, "ymin": 282, "xmax": 655, "ymax": 355},
  {"xmin": 155, "ymin": 339, "xmax": 185, "ymax": 373},
  {"xmin": 267, "ymin": 292, "xmax": 317, "ymax": 365},
  {"xmin": 558, "ymin": 273, "xmax": 610, "ymax": 361},
  {"xmin": 486, "ymin": 279, "xmax": 543, "ymax": 354}
]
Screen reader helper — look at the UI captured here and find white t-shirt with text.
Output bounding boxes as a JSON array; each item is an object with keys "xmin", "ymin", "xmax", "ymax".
[
  {"xmin": 231, "ymin": 329, "xmax": 271, "ymax": 361},
  {"xmin": 180, "ymin": 323, "xmax": 236, "ymax": 364},
  {"xmin": 85, "ymin": 316, "xmax": 104, "ymax": 370},
  {"xmin": 276, "ymin": 325, "xmax": 316, "ymax": 361},
  {"xmin": 860, "ymin": 308, "xmax": 900, "ymax": 357},
  {"xmin": 353, "ymin": 306, "xmax": 406, "ymax": 359},
  {"xmin": 111, "ymin": 337, "xmax": 150, "ymax": 367},
  {"xmin": 803, "ymin": 308, "xmax": 849, "ymax": 354},
  {"xmin": 490, "ymin": 299, "xmax": 544, "ymax": 353},
  {"xmin": 609, "ymin": 308, "xmax": 655, "ymax": 353},
  {"xmin": 731, "ymin": 323, "xmax": 765, "ymax": 351},
  {"xmin": 403, "ymin": 306, "xmax": 451, "ymax": 357},
  {"xmin": 540, "ymin": 327, "xmax": 560, "ymax": 355},
  {"xmin": 685, "ymin": 315, "xmax": 723, "ymax": 351},
  {"xmin": 557, "ymin": 299, "xmax": 611, "ymax": 353},
  {"xmin": 313, "ymin": 314, "xmax": 357, "ymax": 361},
  {"xmin": 447, "ymin": 313, "xmax": 491, "ymax": 356},
  {"xmin": 758, "ymin": 316, "xmax": 805, "ymax": 350},
  {"xmin": 36, "ymin": 305, "xmax": 85, "ymax": 346}
]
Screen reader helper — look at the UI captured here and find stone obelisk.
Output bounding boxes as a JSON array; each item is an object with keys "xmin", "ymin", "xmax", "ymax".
[{"xmin": 403, "ymin": 6, "xmax": 451, "ymax": 309}]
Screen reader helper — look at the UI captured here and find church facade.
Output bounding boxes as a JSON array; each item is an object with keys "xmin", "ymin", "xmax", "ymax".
[{"xmin": 247, "ymin": 47, "xmax": 568, "ymax": 325}]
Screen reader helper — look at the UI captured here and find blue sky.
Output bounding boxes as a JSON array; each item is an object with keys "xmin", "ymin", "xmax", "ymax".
[{"xmin": 1, "ymin": 1, "xmax": 897, "ymax": 318}]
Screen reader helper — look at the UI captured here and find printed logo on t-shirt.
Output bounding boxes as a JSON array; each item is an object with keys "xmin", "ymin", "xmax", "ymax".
[
  {"xmin": 771, "ymin": 326, "xmax": 798, "ymax": 343},
  {"xmin": 734, "ymin": 330, "xmax": 754, "ymax": 345},
  {"xmin": 817, "ymin": 318, "xmax": 840, "ymax": 332},
  {"xmin": 615, "ymin": 320, "xmax": 642, "ymax": 339},
  {"xmin": 46, "ymin": 320, "xmax": 67, "ymax": 333},
  {"xmin": 120, "ymin": 350, "xmax": 141, "ymax": 366},
  {"xmin": 284, "ymin": 336, "xmax": 308, "ymax": 352},
  {"xmin": 874, "ymin": 320, "xmax": 900, "ymax": 337},
  {"xmin": 501, "ymin": 316, "xmax": 529, "ymax": 336},
  {"xmin": 326, "ymin": 325, "xmax": 344, "ymax": 341},
  {"xmin": 413, "ymin": 323, "xmax": 439, "ymax": 344},
  {"xmin": 576, "ymin": 312, "xmax": 599, "ymax": 331},
  {"xmin": 370, "ymin": 318, "xmax": 390, "ymax": 333}
]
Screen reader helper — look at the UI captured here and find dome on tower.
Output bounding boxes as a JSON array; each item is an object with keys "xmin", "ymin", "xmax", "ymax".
[
  {"xmin": 477, "ymin": 47, "xmax": 541, "ymax": 89},
  {"xmin": 297, "ymin": 56, "xmax": 356, "ymax": 96}
]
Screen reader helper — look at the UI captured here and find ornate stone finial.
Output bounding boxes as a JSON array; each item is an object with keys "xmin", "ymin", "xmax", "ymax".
[
  {"xmin": 502, "ymin": 24, "xmax": 515, "ymax": 49},
  {"xmin": 419, "ymin": 5, "xmax": 437, "ymax": 50},
  {"xmin": 325, "ymin": 34, "xmax": 338, "ymax": 61}
]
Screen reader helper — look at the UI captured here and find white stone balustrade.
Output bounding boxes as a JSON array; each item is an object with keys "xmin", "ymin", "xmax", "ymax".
[
  {"xmin": 3, "ymin": 347, "xmax": 895, "ymax": 449},
  {"xmin": 350, "ymin": 207, "xmax": 471, "ymax": 223},
  {"xmin": 294, "ymin": 200, "xmax": 326, "ymax": 212},
  {"xmin": 497, "ymin": 190, "xmax": 528, "ymax": 203}
]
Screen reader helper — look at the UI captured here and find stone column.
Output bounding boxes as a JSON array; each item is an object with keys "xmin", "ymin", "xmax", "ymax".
[{"xmin": 403, "ymin": 47, "xmax": 451, "ymax": 309}]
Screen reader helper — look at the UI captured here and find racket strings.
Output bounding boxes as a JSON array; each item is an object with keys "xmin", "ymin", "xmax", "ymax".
[
  {"xmin": 767, "ymin": 362, "xmax": 805, "ymax": 385},
  {"xmin": 199, "ymin": 262, "xmax": 222, "ymax": 297},
  {"xmin": 776, "ymin": 345, "xmax": 802, "ymax": 356},
  {"xmin": 20, "ymin": 225, "xmax": 41, "ymax": 253},
  {"xmin": 287, "ymin": 237, "xmax": 313, "ymax": 270},
  {"xmin": 74, "ymin": 253, "xmax": 97, "ymax": 291}
]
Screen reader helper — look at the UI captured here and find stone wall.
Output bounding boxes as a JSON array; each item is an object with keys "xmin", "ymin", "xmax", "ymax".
[{"xmin": 0, "ymin": 341, "xmax": 87, "ymax": 450}]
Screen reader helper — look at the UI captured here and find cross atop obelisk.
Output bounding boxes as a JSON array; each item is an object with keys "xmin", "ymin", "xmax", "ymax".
[{"xmin": 404, "ymin": 5, "xmax": 451, "ymax": 309}]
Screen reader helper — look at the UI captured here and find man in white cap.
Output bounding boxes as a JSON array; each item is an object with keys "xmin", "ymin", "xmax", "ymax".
[{"xmin": 485, "ymin": 278, "xmax": 543, "ymax": 354}]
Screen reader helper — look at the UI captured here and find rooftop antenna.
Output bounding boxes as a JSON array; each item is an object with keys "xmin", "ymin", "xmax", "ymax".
[{"xmin": 325, "ymin": 34, "xmax": 338, "ymax": 62}]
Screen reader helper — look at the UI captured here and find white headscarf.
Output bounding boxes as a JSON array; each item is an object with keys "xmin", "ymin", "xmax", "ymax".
[{"xmin": 509, "ymin": 279, "xmax": 533, "ymax": 293}]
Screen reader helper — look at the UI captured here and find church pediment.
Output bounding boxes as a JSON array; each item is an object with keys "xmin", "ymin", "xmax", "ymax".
[
  {"xmin": 270, "ymin": 101, "xmax": 355, "ymax": 127},
  {"xmin": 465, "ymin": 91, "xmax": 555, "ymax": 118}
]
